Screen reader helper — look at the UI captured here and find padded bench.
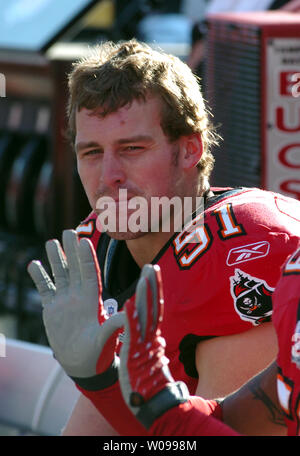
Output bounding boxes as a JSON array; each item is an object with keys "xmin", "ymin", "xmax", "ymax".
[{"xmin": 0, "ymin": 337, "xmax": 80, "ymax": 436}]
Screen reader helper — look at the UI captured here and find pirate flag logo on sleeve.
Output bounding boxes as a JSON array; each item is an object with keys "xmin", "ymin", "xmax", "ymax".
[{"xmin": 230, "ymin": 269, "xmax": 274, "ymax": 325}]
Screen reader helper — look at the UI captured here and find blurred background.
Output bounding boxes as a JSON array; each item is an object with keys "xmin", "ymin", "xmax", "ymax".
[{"xmin": 0, "ymin": 0, "xmax": 299, "ymax": 347}]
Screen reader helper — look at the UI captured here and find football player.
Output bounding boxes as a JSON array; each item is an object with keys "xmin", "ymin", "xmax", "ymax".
[
  {"xmin": 28, "ymin": 237, "xmax": 300, "ymax": 436},
  {"xmin": 28, "ymin": 39, "xmax": 300, "ymax": 436}
]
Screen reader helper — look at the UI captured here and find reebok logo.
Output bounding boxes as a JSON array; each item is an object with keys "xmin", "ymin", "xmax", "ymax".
[{"xmin": 226, "ymin": 241, "xmax": 270, "ymax": 266}]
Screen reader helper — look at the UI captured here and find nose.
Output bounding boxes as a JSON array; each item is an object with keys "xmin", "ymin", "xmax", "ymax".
[{"xmin": 100, "ymin": 152, "xmax": 126, "ymax": 189}]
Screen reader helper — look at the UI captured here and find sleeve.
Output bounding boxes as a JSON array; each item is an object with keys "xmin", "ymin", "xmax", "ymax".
[
  {"xmin": 79, "ymin": 385, "xmax": 241, "ymax": 436},
  {"xmin": 149, "ymin": 397, "xmax": 240, "ymax": 436},
  {"xmin": 77, "ymin": 382, "xmax": 150, "ymax": 436}
]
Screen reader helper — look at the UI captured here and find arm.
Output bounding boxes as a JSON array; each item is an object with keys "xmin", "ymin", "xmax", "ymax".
[
  {"xmin": 61, "ymin": 265, "xmax": 239, "ymax": 437},
  {"xmin": 194, "ymin": 324, "xmax": 286, "ymax": 435},
  {"xmin": 223, "ymin": 361, "xmax": 286, "ymax": 436},
  {"xmin": 61, "ymin": 284, "xmax": 281, "ymax": 436},
  {"xmin": 62, "ymin": 266, "xmax": 285, "ymax": 436},
  {"xmin": 62, "ymin": 324, "xmax": 284, "ymax": 436},
  {"xmin": 194, "ymin": 322, "xmax": 278, "ymax": 399},
  {"xmin": 118, "ymin": 264, "xmax": 239, "ymax": 436}
]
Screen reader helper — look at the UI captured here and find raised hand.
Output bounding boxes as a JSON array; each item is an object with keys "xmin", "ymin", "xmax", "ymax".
[
  {"xmin": 119, "ymin": 264, "xmax": 189, "ymax": 429},
  {"xmin": 27, "ymin": 229, "xmax": 124, "ymax": 389}
]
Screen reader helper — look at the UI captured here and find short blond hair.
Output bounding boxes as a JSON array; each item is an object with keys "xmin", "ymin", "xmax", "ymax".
[{"xmin": 67, "ymin": 39, "xmax": 220, "ymax": 180}]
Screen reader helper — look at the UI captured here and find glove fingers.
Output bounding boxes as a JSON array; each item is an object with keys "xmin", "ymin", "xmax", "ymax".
[
  {"xmin": 136, "ymin": 264, "xmax": 164, "ymax": 341},
  {"xmin": 78, "ymin": 237, "xmax": 102, "ymax": 288},
  {"xmin": 45, "ymin": 239, "xmax": 69, "ymax": 291},
  {"xmin": 134, "ymin": 276, "xmax": 148, "ymax": 340},
  {"xmin": 144, "ymin": 264, "xmax": 164, "ymax": 333},
  {"xmin": 27, "ymin": 260, "xmax": 55, "ymax": 307},
  {"xmin": 62, "ymin": 230, "xmax": 81, "ymax": 287},
  {"xmin": 78, "ymin": 237, "xmax": 103, "ymax": 318}
]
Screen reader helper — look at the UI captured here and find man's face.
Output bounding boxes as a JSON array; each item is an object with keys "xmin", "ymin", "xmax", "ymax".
[{"xmin": 75, "ymin": 96, "xmax": 188, "ymax": 239}]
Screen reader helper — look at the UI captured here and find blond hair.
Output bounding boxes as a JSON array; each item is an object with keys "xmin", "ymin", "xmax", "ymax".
[{"xmin": 67, "ymin": 39, "xmax": 220, "ymax": 180}]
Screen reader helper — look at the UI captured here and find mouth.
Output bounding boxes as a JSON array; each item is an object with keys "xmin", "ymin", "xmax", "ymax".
[
  {"xmin": 95, "ymin": 188, "xmax": 145, "ymax": 210},
  {"xmin": 95, "ymin": 197, "xmax": 131, "ymax": 217}
]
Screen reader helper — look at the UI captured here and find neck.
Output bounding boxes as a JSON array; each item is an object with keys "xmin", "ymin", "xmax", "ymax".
[
  {"xmin": 126, "ymin": 183, "xmax": 208, "ymax": 268},
  {"xmin": 126, "ymin": 230, "xmax": 174, "ymax": 268}
]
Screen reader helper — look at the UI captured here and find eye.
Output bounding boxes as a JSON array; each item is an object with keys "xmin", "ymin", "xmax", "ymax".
[
  {"xmin": 124, "ymin": 146, "xmax": 144, "ymax": 152},
  {"xmin": 83, "ymin": 149, "xmax": 101, "ymax": 156}
]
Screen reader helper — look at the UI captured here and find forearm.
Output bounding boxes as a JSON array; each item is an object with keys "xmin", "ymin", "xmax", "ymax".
[
  {"xmin": 222, "ymin": 361, "xmax": 286, "ymax": 436},
  {"xmin": 149, "ymin": 396, "xmax": 240, "ymax": 436},
  {"xmin": 77, "ymin": 381, "xmax": 149, "ymax": 436}
]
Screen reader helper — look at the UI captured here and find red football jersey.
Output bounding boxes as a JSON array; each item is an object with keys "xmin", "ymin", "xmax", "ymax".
[
  {"xmin": 77, "ymin": 187, "xmax": 300, "ymax": 395},
  {"xmin": 272, "ymin": 246, "xmax": 300, "ymax": 436}
]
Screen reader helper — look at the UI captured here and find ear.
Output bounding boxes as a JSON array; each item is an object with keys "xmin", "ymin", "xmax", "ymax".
[{"xmin": 179, "ymin": 134, "xmax": 203, "ymax": 170}]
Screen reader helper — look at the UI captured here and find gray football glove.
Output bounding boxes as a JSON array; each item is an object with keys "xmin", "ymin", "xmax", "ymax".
[{"xmin": 27, "ymin": 229, "xmax": 124, "ymax": 390}]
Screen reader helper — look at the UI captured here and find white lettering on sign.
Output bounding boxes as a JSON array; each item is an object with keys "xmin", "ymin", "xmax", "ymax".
[{"xmin": 266, "ymin": 39, "xmax": 300, "ymax": 200}]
